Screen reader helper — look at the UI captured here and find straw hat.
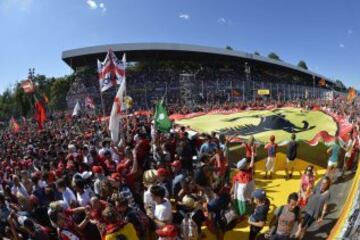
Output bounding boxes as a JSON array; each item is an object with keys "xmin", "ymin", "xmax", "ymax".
[
  {"xmin": 143, "ymin": 169, "xmax": 157, "ymax": 187},
  {"xmin": 182, "ymin": 195, "xmax": 196, "ymax": 209}
]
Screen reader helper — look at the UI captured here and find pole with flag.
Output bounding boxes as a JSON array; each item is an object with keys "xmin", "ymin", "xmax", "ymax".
[
  {"xmin": 34, "ymin": 95, "xmax": 47, "ymax": 130},
  {"xmin": 97, "ymin": 50, "xmax": 126, "ymax": 116},
  {"xmin": 72, "ymin": 101, "xmax": 81, "ymax": 117},
  {"xmin": 109, "ymin": 77, "xmax": 126, "ymax": 143},
  {"xmin": 154, "ymin": 97, "xmax": 172, "ymax": 133},
  {"xmin": 20, "ymin": 79, "xmax": 35, "ymax": 94}
]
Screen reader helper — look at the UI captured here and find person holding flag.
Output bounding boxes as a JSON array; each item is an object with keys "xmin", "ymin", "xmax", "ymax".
[{"xmin": 154, "ymin": 99, "xmax": 172, "ymax": 133}]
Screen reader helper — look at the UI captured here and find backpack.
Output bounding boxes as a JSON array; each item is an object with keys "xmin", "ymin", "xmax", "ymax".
[
  {"xmin": 219, "ymin": 203, "xmax": 238, "ymax": 231},
  {"xmin": 180, "ymin": 212, "xmax": 198, "ymax": 240}
]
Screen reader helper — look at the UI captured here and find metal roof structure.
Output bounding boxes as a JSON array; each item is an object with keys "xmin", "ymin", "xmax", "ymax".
[{"xmin": 62, "ymin": 42, "xmax": 332, "ymax": 83}]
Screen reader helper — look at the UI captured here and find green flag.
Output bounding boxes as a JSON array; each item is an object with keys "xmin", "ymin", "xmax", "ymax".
[{"xmin": 154, "ymin": 101, "xmax": 172, "ymax": 132}]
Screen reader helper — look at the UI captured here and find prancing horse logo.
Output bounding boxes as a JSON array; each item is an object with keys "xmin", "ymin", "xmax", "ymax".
[{"xmin": 218, "ymin": 113, "xmax": 315, "ymax": 136}]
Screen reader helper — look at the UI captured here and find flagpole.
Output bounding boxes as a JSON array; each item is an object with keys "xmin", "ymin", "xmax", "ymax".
[{"xmin": 100, "ymin": 90, "xmax": 106, "ymax": 116}]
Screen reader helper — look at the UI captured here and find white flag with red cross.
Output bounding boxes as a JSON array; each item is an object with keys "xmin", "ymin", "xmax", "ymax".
[{"xmin": 98, "ymin": 50, "xmax": 126, "ymax": 92}]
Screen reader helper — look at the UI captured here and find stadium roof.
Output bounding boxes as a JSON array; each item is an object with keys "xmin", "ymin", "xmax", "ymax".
[{"xmin": 62, "ymin": 42, "xmax": 331, "ymax": 82}]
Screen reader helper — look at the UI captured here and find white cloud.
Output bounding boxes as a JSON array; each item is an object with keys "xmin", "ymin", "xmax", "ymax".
[
  {"xmin": 86, "ymin": 0, "xmax": 98, "ymax": 9},
  {"xmin": 339, "ymin": 43, "xmax": 345, "ymax": 48},
  {"xmin": 217, "ymin": 17, "xmax": 226, "ymax": 24},
  {"xmin": 179, "ymin": 13, "xmax": 190, "ymax": 20},
  {"xmin": 0, "ymin": 0, "xmax": 33, "ymax": 12},
  {"xmin": 348, "ymin": 29, "xmax": 353, "ymax": 35},
  {"xmin": 99, "ymin": 2, "xmax": 106, "ymax": 12}
]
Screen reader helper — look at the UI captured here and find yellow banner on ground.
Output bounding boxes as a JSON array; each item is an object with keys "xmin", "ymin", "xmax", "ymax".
[{"xmin": 258, "ymin": 89, "xmax": 270, "ymax": 95}]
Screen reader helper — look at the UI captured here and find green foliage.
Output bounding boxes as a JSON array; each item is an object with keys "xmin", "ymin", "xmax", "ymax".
[
  {"xmin": 297, "ymin": 60, "xmax": 308, "ymax": 70},
  {"xmin": 268, "ymin": 52, "xmax": 281, "ymax": 61},
  {"xmin": 254, "ymin": 51, "xmax": 260, "ymax": 56},
  {"xmin": 0, "ymin": 73, "xmax": 75, "ymax": 121},
  {"xmin": 49, "ymin": 75, "xmax": 74, "ymax": 111},
  {"xmin": 225, "ymin": 45, "xmax": 233, "ymax": 50},
  {"xmin": 335, "ymin": 79, "xmax": 346, "ymax": 90}
]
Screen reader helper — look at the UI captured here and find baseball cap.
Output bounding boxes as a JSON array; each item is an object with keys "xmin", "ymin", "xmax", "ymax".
[
  {"xmin": 236, "ymin": 158, "xmax": 247, "ymax": 170},
  {"xmin": 92, "ymin": 166, "xmax": 103, "ymax": 174},
  {"xmin": 109, "ymin": 173, "xmax": 122, "ymax": 182},
  {"xmin": 252, "ymin": 189, "xmax": 266, "ymax": 200},
  {"xmin": 157, "ymin": 168, "xmax": 169, "ymax": 177}
]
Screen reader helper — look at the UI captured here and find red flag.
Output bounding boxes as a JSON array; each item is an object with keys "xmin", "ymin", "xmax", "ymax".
[
  {"xmin": 34, "ymin": 99, "xmax": 47, "ymax": 129},
  {"xmin": 21, "ymin": 79, "xmax": 35, "ymax": 93},
  {"xmin": 348, "ymin": 87, "xmax": 356, "ymax": 102},
  {"xmin": 9, "ymin": 117, "xmax": 20, "ymax": 133}
]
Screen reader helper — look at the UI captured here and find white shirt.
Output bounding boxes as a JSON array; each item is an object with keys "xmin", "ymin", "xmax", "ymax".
[
  {"xmin": 76, "ymin": 188, "xmax": 93, "ymax": 206},
  {"xmin": 345, "ymin": 139, "xmax": 354, "ymax": 157},
  {"xmin": 144, "ymin": 189, "xmax": 154, "ymax": 211},
  {"xmin": 94, "ymin": 176, "xmax": 105, "ymax": 195},
  {"xmin": 154, "ymin": 198, "xmax": 172, "ymax": 225},
  {"xmin": 98, "ymin": 147, "xmax": 108, "ymax": 158},
  {"xmin": 11, "ymin": 183, "xmax": 29, "ymax": 198},
  {"xmin": 62, "ymin": 187, "xmax": 76, "ymax": 208}
]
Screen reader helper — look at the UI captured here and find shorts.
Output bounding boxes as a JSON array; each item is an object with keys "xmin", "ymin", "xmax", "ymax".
[
  {"xmin": 286, "ymin": 158, "xmax": 296, "ymax": 169},
  {"xmin": 301, "ymin": 213, "xmax": 316, "ymax": 228},
  {"xmin": 266, "ymin": 157, "xmax": 276, "ymax": 172},
  {"xmin": 327, "ymin": 161, "xmax": 338, "ymax": 168}
]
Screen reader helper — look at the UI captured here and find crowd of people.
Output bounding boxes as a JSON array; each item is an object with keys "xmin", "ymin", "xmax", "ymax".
[{"xmin": 0, "ymin": 96, "xmax": 359, "ymax": 240}]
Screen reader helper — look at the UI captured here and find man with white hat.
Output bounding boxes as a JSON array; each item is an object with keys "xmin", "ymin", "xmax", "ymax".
[{"xmin": 231, "ymin": 157, "xmax": 255, "ymax": 217}]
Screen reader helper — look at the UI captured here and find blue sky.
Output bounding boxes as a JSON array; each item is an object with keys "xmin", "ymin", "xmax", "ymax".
[{"xmin": 0, "ymin": 0, "xmax": 359, "ymax": 92}]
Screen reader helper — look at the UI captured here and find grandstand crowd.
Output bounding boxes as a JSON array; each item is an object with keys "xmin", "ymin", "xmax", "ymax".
[{"xmin": 0, "ymin": 97, "xmax": 359, "ymax": 240}]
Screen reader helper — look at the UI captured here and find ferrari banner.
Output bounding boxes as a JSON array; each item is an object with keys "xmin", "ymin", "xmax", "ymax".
[{"xmin": 257, "ymin": 89, "xmax": 270, "ymax": 95}]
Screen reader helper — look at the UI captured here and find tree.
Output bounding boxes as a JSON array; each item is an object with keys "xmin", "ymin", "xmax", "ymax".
[
  {"xmin": 268, "ymin": 52, "xmax": 281, "ymax": 61},
  {"xmin": 254, "ymin": 52, "xmax": 260, "ymax": 56},
  {"xmin": 297, "ymin": 60, "xmax": 308, "ymax": 70},
  {"xmin": 49, "ymin": 75, "xmax": 74, "ymax": 111},
  {"xmin": 335, "ymin": 79, "xmax": 346, "ymax": 90},
  {"xmin": 225, "ymin": 45, "xmax": 233, "ymax": 50}
]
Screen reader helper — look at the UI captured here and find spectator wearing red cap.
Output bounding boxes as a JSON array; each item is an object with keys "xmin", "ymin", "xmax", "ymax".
[
  {"xmin": 92, "ymin": 166, "xmax": 105, "ymax": 196},
  {"xmin": 157, "ymin": 168, "xmax": 171, "ymax": 198},
  {"xmin": 104, "ymin": 150, "xmax": 116, "ymax": 174},
  {"xmin": 170, "ymin": 160, "xmax": 186, "ymax": 197}
]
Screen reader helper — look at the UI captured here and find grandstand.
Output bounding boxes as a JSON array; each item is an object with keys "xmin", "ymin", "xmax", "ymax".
[{"xmin": 62, "ymin": 43, "xmax": 344, "ymax": 111}]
